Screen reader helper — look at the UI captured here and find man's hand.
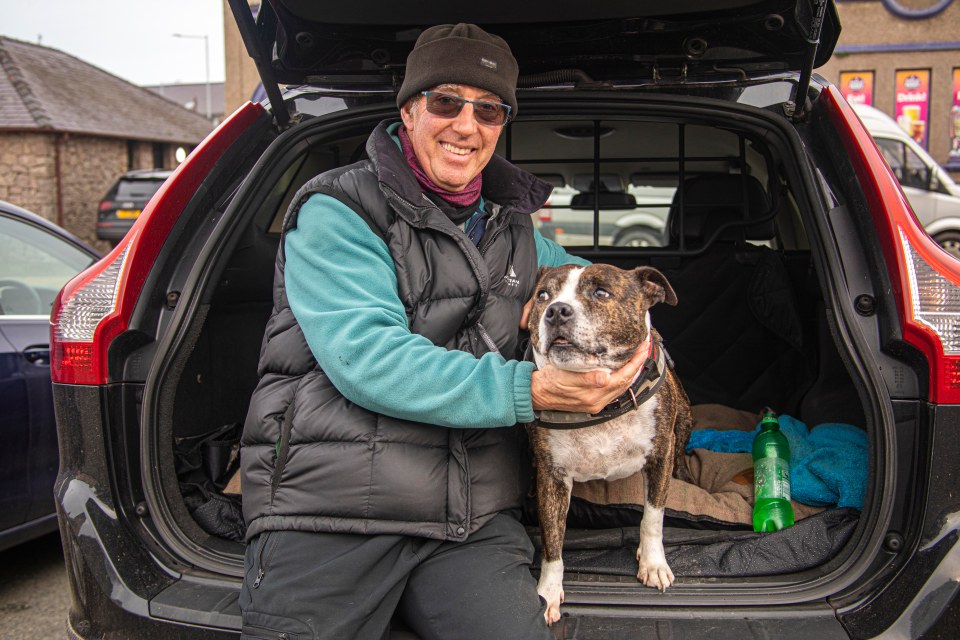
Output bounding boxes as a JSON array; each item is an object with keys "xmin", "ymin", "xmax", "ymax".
[{"xmin": 531, "ymin": 345, "xmax": 648, "ymax": 414}]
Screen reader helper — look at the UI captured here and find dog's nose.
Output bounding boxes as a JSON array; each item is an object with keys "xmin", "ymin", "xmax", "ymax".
[{"xmin": 544, "ymin": 302, "xmax": 574, "ymax": 326}]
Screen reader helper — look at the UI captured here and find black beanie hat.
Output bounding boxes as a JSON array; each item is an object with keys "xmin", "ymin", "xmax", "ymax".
[{"xmin": 396, "ymin": 23, "xmax": 519, "ymax": 116}]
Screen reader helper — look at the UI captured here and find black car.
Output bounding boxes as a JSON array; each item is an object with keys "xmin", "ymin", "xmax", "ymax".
[
  {"xmin": 95, "ymin": 169, "xmax": 172, "ymax": 244},
  {"xmin": 49, "ymin": 1, "xmax": 960, "ymax": 638},
  {"xmin": 0, "ymin": 200, "xmax": 99, "ymax": 552}
]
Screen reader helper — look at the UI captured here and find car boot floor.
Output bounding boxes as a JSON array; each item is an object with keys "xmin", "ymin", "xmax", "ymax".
[{"xmin": 529, "ymin": 509, "xmax": 859, "ymax": 580}]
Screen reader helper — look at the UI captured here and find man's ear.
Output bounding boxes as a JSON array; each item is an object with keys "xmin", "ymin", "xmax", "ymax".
[
  {"xmin": 400, "ymin": 97, "xmax": 417, "ymax": 129},
  {"xmin": 633, "ymin": 266, "xmax": 678, "ymax": 306}
]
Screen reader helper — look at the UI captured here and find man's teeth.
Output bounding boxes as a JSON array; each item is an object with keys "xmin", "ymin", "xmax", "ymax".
[{"xmin": 440, "ymin": 142, "xmax": 472, "ymax": 155}]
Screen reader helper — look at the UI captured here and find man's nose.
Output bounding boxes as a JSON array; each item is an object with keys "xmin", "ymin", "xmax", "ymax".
[
  {"xmin": 544, "ymin": 302, "xmax": 574, "ymax": 326},
  {"xmin": 451, "ymin": 102, "xmax": 479, "ymax": 133}
]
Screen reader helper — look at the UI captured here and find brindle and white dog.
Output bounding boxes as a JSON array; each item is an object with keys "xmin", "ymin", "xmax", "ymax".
[{"xmin": 526, "ymin": 263, "xmax": 693, "ymax": 625}]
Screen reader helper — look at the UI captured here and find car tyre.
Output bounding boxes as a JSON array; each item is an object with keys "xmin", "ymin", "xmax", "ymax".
[
  {"xmin": 934, "ymin": 230, "xmax": 960, "ymax": 260},
  {"xmin": 613, "ymin": 226, "xmax": 663, "ymax": 247}
]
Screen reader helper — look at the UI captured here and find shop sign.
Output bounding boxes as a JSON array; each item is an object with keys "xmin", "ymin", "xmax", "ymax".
[
  {"xmin": 895, "ymin": 69, "xmax": 931, "ymax": 149},
  {"xmin": 840, "ymin": 71, "xmax": 874, "ymax": 106},
  {"xmin": 949, "ymin": 68, "xmax": 960, "ymax": 168}
]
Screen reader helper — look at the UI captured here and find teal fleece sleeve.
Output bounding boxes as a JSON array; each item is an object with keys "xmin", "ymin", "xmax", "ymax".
[
  {"xmin": 534, "ymin": 227, "xmax": 591, "ymax": 268},
  {"xmin": 285, "ymin": 193, "xmax": 541, "ymax": 428}
]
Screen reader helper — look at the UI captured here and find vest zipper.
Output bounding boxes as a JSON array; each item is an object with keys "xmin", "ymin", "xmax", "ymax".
[
  {"xmin": 478, "ymin": 212, "xmax": 509, "ymax": 257},
  {"xmin": 475, "ymin": 323, "xmax": 502, "ymax": 356}
]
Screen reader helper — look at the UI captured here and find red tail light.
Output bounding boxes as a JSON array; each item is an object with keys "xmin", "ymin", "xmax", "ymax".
[
  {"xmin": 824, "ymin": 86, "xmax": 960, "ymax": 403},
  {"xmin": 98, "ymin": 200, "xmax": 113, "ymax": 211},
  {"xmin": 50, "ymin": 102, "xmax": 266, "ymax": 385},
  {"xmin": 539, "ymin": 207, "xmax": 553, "ymax": 223}
]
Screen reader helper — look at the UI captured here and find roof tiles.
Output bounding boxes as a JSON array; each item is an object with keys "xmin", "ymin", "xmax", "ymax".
[{"xmin": 0, "ymin": 36, "xmax": 214, "ymax": 144}]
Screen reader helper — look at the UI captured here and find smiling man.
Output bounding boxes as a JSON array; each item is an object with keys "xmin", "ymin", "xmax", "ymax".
[{"xmin": 239, "ymin": 23, "xmax": 647, "ymax": 640}]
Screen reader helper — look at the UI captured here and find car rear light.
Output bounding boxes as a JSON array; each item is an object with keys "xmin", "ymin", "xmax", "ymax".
[
  {"xmin": 50, "ymin": 102, "xmax": 267, "ymax": 385},
  {"xmin": 98, "ymin": 200, "xmax": 113, "ymax": 211},
  {"xmin": 539, "ymin": 208, "xmax": 553, "ymax": 223},
  {"xmin": 825, "ymin": 86, "xmax": 960, "ymax": 403},
  {"xmin": 50, "ymin": 245, "xmax": 131, "ymax": 384}
]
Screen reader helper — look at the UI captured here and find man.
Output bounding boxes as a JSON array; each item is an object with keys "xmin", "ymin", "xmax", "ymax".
[{"xmin": 240, "ymin": 23, "xmax": 647, "ymax": 640}]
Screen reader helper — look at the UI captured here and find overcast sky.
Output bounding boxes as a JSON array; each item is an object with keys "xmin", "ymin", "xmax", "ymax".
[{"xmin": 4, "ymin": 0, "xmax": 228, "ymax": 87}]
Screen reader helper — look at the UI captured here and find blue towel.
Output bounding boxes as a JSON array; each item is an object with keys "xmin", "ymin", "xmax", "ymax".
[{"xmin": 685, "ymin": 415, "xmax": 868, "ymax": 510}]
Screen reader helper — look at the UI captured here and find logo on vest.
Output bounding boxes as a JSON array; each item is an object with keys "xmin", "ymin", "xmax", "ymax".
[{"xmin": 503, "ymin": 265, "xmax": 520, "ymax": 288}]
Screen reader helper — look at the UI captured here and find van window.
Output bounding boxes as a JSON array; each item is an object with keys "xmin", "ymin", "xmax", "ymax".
[{"xmin": 875, "ymin": 137, "xmax": 930, "ymax": 190}]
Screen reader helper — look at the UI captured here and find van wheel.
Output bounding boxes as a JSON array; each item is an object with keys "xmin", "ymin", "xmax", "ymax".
[{"xmin": 934, "ymin": 231, "xmax": 960, "ymax": 260}]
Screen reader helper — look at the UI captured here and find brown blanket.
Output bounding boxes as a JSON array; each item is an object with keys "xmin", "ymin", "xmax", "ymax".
[{"xmin": 572, "ymin": 404, "xmax": 824, "ymax": 526}]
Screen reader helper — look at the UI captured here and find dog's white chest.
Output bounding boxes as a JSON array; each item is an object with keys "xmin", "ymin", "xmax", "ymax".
[{"xmin": 545, "ymin": 396, "xmax": 659, "ymax": 482}]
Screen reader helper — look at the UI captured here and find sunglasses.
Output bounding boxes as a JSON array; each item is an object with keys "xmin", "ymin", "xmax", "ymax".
[{"xmin": 420, "ymin": 91, "xmax": 512, "ymax": 127}]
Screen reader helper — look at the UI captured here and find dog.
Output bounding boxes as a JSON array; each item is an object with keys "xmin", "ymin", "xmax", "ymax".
[{"xmin": 525, "ymin": 263, "xmax": 693, "ymax": 625}]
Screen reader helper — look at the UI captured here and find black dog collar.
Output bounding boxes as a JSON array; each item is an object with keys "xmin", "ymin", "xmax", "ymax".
[{"xmin": 532, "ymin": 338, "xmax": 670, "ymax": 430}]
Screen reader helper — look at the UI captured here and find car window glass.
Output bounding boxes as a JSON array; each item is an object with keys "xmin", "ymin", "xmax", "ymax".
[
  {"xmin": 875, "ymin": 138, "xmax": 930, "ymax": 190},
  {"xmin": 875, "ymin": 138, "xmax": 905, "ymax": 181},
  {"xmin": 503, "ymin": 119, "xmax": 769, "ymax": 249},
  {"xmin": 115, "ymin": 179, "xmax": 165, "ymax": 200},
  {"xmin": 505, "ymin": 120, "xmax": 677, "ymax": 248},
  {"xmin": 0, "ymin": 215, "xmax": 96, "ymax": 317},
  {"xmin": 902, "ymin": 146, "xmax": 931, "ymax": 190}
]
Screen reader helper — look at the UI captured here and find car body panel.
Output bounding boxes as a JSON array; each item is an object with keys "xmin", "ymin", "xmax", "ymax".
[
  {"xmin": 0, "ymin": 326, "xmax": 30, "ymax": 533},
  {"xmin": 243, "ymin": 0, "xmax": 840, "ymax": 84},
  {"xmin": 0, "ymin": 200, "xmax": 99, "ymax": 552},
  {"xmin": 46, "ymin": 0, "xmax": 960, "ymax": 638}
]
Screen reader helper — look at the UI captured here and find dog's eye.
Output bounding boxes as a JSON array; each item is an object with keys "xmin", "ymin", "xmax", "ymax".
[
  {"xmin": 536, "ymin": 290, "xmax": 550, "ymax": 302},
  {"xmin": 594, "ymin": 288, "xmax": 612, "ymax": 299}
]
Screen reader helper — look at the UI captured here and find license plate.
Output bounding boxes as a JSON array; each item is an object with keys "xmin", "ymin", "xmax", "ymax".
[{"xmin": 116, "ymin": 209, "xmax": 141, "ymax": 219}]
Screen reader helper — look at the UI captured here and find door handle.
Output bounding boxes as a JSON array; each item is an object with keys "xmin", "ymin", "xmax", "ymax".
[{"xmin": 23, "ymin": 344, "xmax": 50, "ymax": 365}]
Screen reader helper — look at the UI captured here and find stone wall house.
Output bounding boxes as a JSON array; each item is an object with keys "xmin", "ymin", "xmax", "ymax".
[{"xmin": 0, "ymin": 36, "xmax": 214, "ymax": 250}]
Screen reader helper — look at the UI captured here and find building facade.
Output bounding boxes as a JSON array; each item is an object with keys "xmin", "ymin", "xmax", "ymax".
[
  {"xmin": 0, "ymin": 36, "xmax": 213, "ymax": 249},
  {"xmin": 813, "ymin": 0, "xmax": 960, "ymax": 177}
]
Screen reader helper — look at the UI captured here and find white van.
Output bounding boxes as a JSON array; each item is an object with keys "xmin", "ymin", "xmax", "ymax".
[{"xmin": 853, "ymin": 103, "xmax": 960, "ymax": 258}]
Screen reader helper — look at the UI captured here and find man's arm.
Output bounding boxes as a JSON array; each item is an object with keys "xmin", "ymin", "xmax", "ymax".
[
  {"xmin": 285, "ymin": 193, "xmax": 537, "ymax": 428},
  {"xmin": 534, "ymin": 227, "xmax": 591, "ymax": 268}
]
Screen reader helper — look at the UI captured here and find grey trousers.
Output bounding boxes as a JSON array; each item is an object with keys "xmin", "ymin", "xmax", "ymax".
[{"xmin": 239, "ymin": 512, "xmax": 554, "ymax": 640}]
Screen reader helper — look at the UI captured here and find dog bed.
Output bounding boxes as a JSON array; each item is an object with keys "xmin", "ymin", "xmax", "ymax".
[
  {"xmin": 568, "ymin": 404, "xmax": 827, "ymax": 528},
  {"xmin": 526, "ymin": 403, "xmax": 862, "ymax": 578}
]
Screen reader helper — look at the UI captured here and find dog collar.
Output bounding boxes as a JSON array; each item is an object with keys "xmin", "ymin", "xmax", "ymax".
[{"xmin": 533, "ymin": 337, "xmax": 671, "ymax": 430}]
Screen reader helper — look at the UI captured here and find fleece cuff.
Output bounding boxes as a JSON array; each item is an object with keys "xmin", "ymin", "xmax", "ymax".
[{"xmin": 513, "ymin": 360, "xmax": 536, "ymax": 423}]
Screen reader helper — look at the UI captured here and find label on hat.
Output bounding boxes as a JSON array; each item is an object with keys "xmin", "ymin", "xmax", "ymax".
[{"xmin": 480, "ymin": 57, "xmax": 498, "ymax": 70}]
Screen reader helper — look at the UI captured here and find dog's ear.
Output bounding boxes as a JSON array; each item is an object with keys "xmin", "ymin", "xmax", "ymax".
[
  {"xmin": 632, "ymin": 266, "xmax": 678, "ymax": 306},
  {"xmin": 535, "ymin": 265, "xmax": 553, "ymax": 286}
]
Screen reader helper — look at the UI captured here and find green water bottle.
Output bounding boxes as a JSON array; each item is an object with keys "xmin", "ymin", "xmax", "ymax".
[{"xmin": 752, "ymin": 410, "xmax": 795, "ymax": 532}]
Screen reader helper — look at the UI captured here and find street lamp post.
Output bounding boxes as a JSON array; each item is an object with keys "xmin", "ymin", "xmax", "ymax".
[{"xmin": 172, "ymin": 33, "xmax": 212, "ymax": 120}]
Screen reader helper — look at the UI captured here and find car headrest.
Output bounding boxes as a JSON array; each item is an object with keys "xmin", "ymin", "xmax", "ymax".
[{"xmin": 667, "ymin": 174, "xmax": 773, "ymax": 245}]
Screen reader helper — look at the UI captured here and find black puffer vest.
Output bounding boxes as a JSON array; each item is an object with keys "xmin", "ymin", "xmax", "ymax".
[{"xmin": 241, "ymin": 121, "xmax": 553, "ymax": 542}]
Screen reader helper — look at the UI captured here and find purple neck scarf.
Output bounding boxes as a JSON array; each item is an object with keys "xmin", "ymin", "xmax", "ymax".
[{"xmin": 398, "ymin": 126, "xmax": 482, "ymax": 207}]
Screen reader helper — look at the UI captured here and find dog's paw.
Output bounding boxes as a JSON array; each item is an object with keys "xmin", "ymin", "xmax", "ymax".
[
  {"xmin": 538, "ymin": 560, "xmax": 565, "ymax": 625},
  {"xmin": 538, "ymin": 583, "xmax": 564, "ymax": 625},
  {"xmin": 543, "ymin": 592, "xmax": 564, "ymax": 625},
  {"xmin": 637, "ymin": 560, "xmax": 675, "ymax": 591}
]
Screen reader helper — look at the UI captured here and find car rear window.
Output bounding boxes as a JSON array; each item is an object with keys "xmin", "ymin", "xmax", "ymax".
[{"xmin": 114, "ymin": 179, "xmax": 166, "ymax": 200}]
